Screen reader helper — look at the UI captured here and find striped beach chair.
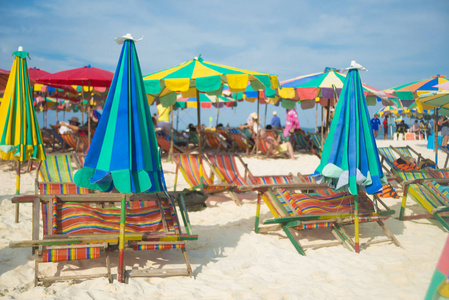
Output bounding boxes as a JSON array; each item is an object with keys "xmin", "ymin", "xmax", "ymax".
[
  {"xmin": 60, "ymin": 133, "xmax": 84, "ymax": 152},
  {"xmin": 155, "ymin": 131, "xmax": 189, "ymax": 155},
  {"xmin": 36, "ymin": 153, "xmax": 89, "ymax": 195},
  {"xmin": 256, "ymin": 137, "xmax": 289, "ymax": 158},
  {"xmin": 399, "ymin": 180, "xmax": 449, "ymax": 230},
  {"xmin": 12, "ymin": 193, "xmax": 197, "ymax": 285},
  {"xmin": 254, "ymin": 184, "xmax": 400, "ymax": 255},
  {"xmin": 229, "ymin": 132, "xmax": 252, "ymax": 153},
  {"xmin": 172, "ymin": 154, "xmax": 241, "ymax": 205},
  {"xmin": 202, "ymin": 131, "xmax": 228, "ymax": 152}
]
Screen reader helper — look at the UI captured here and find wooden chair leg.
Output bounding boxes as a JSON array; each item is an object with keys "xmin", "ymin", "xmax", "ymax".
[
  {"xmin": 377, "ymin": 220, "xmax": 402, "ymax": 247},
  {"xmin": 181, "ymin": 247, "xmax": 193, "ymax": 277},
  {"xmin": 282, "ymin": 226, "xmax": 305, "ymax": 256}
]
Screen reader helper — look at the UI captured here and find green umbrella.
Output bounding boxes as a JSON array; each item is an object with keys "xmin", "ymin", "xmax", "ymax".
[
  {"xmin": 0, "ymin": 46, "xmax": 46, "ymax": 222},
  {"xmin": 74, "ymin": 34, "xmax": 165, "ymax": 282},
  {"xmin": 315, "ymin": 61, "xmax": 386, "ymax": 253}
]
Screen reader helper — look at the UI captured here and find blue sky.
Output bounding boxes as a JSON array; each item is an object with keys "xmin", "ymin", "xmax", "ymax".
[{"xmin": 1, "ymin": 0, "xmax": 448, "ymax": 129}]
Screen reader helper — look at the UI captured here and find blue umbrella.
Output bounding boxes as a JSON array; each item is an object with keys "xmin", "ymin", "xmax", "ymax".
[
  {"xmin": 74, "ymin": 34, "xmax": 166, "ymax": 282},
  {"xmin": 315, "ymin": 61, "xmax": 386, "ymax": 253}
]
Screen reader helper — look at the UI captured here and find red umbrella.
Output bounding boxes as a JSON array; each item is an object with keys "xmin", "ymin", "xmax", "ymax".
[
  {"xmin": 38, "ymin": 65, "xmax": 114, "ymax": 146},
  {"xmin": 37, "ymin": 65, "xmax": 114, "ymax": 88}
]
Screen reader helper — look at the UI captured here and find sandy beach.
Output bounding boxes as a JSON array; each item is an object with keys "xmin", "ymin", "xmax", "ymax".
[{"xmin": 0, "ymin": 138, "xmax": 447, "ymax": 300}]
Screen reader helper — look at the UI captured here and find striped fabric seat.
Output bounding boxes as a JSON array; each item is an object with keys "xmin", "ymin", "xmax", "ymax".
[
  {"xmin": 230, "ymin": 132, "xmax": 251, "ymax": 152},
  {"xmin": 248, "ymin": 174, "xmax": 294, "ymax": 185},
  {"xmin": 207, "ymin": 154, "xmax": 249, "ymax": 186},
  {"xmin": 293, "ymin": 133, "xmax": 310, "ymax": 150},
  {"xmin": 155, "ymin": 131, "xmax": 186, "ymax": 154},
  {"xmin": 60, "ymin": 133, "xmax": 83, "ymax": 152},
  {"xmin": 402, "ymin": 181, "xmax": 449, "ymax": 231},
  {"xmin": 378, "ymin": 147, "xmax": 397, "ymax": 166},
  {"xmin": 37, "ymin": 153, "xmax": 89, "ymax": 195},
  {"xmin": 173, "ymin": 154, "xmax": 226, "ymax": 192},
  {"xmin": 203, "ymin": 131, "xmax": 227, "ymax": 150}
]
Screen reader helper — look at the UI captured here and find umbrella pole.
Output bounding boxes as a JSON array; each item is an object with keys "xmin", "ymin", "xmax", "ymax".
[
  {"xmin": 354, "ymin": 193, "xmax": 360, "ymax": 253},
  {"xmin": 196, "ymin": 90, "xmax": 204, "ymax": 189},
  {"xmin": 434, "ymin": 109, "xmax": 439, "ymax": 166},
  {"xmin": 264, "ymin": 103, "xmax": 268, "ymax": 128},
  {"xmin": 118, "ymin": 196, "xmax": 126, "ymax": 283},
  {"xmin": 15, "ymin": 161, "xmax": 20, "ymax": 223},
  {"xmin": 88, "ymin": 83, "xmax": 91, "ymax": 150},
  {"xmin": 315, "ymin": 104, "xmax": 318, "ymax": 133},
  {"xmin": 169, "ymin": 108, "xmax": 174, "ymax": 162}
]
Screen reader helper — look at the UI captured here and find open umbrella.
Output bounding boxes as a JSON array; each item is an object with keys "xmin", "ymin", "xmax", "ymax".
[
  {"xmin": 143, "ymin": 55, "xmax": 278, "ymax": 185},
  {"xmin": 0, "ymin": 47, "xmax": 46, "ymax": 222},
  {"xmin": 435, "ymin": 81, "xmax": 449, "ymax": 90},
  {"xmin": 315, "ymin": 61, "xmax": 385, "ymax": 253},
  {"xmin": 385, "ymin": 74, "xmax": 449, "ymax": 105},
  {"xmin": 376, "ymin": 105, "xmax": 400, "ymax": 117},
  {"xmin": 38, "ymin": 65, "xmax": 114, "ymax": 147},
  {"xmin": 425, "ymin": 234, "xmax": 449, "ymax": 299},
  {"xmin": 74, "ymin": 34, "xmax": 165, "ymax": 282}
]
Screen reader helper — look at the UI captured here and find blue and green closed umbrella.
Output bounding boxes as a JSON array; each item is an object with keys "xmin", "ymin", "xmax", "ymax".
[
  {"xmin": 0, "ymin": 47, "xmax": 46, "ymax": 222},
  {"xmin": 315, "ymin": 61, "xmax": 386, "ymax": 252},
  {"xmin": 74, "ymin": 34, "xmax": 165, "ymax": 282}
]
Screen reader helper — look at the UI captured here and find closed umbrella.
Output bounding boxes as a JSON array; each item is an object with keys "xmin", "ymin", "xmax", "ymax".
[
  {"xmin": 315, "ymin": 61, "xmax": 385, "ymax": 253},
  {"xmin": 0, "ymin": 47, "xmax": 46, "ymax": 222},
  {"xmin": 74, "ymin": 34, "xmax": 165, "ymax": 282}
]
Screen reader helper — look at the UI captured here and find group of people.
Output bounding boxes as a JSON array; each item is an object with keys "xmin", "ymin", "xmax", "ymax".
[{"xmin": 371, "ymin": 113, "xmax": 432, "ymax": 141}]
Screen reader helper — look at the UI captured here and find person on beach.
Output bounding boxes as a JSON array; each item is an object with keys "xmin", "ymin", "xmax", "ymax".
[
  {"xmin": 438, "ymin": 116, "xmax": 449, "ymax": 147},
  {"xmin": 271, "ymin": 111, "xmax": 281, "ymax": 129},
  {"xmin": 261, "ymin": 126, "xmax": 295, "ymax": 160},
  {"xmin": 370, "ymin": 114, "xmax": 381, "ymax": 138},
  {"xmin": 283, "ymin": 108, "xmax": 300, "ymax": 140},
  {"xmin": 395, "ymin": 120, "xmax": 409, "ymax": 140},
  {"xmin": 410, "ymin": 120, "xmax": 419, "ymax": 139},
  {"xmin": 51, "ymin": 116, "xmax": 81, "ymax": 135},
  {"xmin": 383, "ymin": 115, "xmax": 389, "ymax": 140}
]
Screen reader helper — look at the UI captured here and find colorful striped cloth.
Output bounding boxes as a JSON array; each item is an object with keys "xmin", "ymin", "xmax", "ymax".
[
  {"xmin": 42, "ymin": 246, "xmax": 101, "ymax": 262},
  {"xmin": 207, "ymin": 154, "xmax": 249, "ymax": 186},
  {"xmin": 248, "ymin": 174, "xmax": 293, "ymax": 185}
]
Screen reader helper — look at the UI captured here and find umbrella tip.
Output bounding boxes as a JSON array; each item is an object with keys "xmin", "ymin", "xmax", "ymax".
[
  {"xmin": 343, "ymin": 60, "xmax": 368, "ymax": 72},
  {"xmin": 114, "ymin": 33, "xmax": 143, "ymax": 45},
  {"xmin": 18, "ymin": 46, "xmax": 23, "ymax": 51}
]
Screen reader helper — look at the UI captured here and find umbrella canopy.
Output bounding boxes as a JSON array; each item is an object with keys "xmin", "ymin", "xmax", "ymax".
[
  {"xmin": 385, "ymin": 74, "xmax": 449, "ymax": 101},
  {"xmin": 175, "ymin": 93, "xmax": 236, "ymax": 109},
  {"xmin": 278, "ymin": 69, "xmax": 400, "ymax": 108},
  {"xmin": 143, "ymin": 55, "xmax": 279, "ymax": 106},
  {"xmin": 38, "ymin": 65, "xmax": 114, "ymax": 88},
  {"xmin": 376, "ymin": 105, "xmax": 400, "ymax": 117},
  {"xmin": 74, "ymin": 37, "xmax": 165, "ymax": 194},
  {"xmin": 435, "ymin": 81, "xmax": 449, "ymax": 90},
  {"xmin": 0, "ymin": 48, "xmax": 46, "ymax": 162},
  {"xmin": 315, "ymin": 64, "xmax": 385, "ymax": 196},
  {"xmin": 425, "ymin": 234, "xmax": 449, "ymax": 299}
]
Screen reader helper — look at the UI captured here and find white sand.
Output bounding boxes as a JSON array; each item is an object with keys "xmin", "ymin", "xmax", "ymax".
[{"xmin": 0, "ymin": 138, "xmax": 447, "ymax": 299}]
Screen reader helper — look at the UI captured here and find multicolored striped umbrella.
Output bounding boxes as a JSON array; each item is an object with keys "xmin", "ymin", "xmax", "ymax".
[
  {"xmin": 385, "ymin": 74, "xmax": 449, "ymax": 101},
  {"xmin": 278, "ymin": 69, "xmax": 401, "ymax": 108},
  {"xmin": 376, "ymin": 105, "xmax": 401, "ymax": 117},
  {"xmin": 315, "ymin": 62, "xmax": 385, "ymax": 253},
  {"xmin": 0, "ymin": 47, "xmax": 46, "ymax": 221},
  {"xmin": 74, "ymin": 35, "xmax": 165, "ymax": 282},
  {"xmin": 435, "ymin": 81, "xmax": 449, "ymax": 90},
  {"xmin": 425, "ymin": 234, "xmax": 449, "ymax": 299},
  {"xmin": 176, "ymin": 93, "xmax": 236, "ymax": 109}
]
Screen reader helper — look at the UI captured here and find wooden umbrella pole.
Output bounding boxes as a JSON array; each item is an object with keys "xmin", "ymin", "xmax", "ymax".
[
  {"xmin": 118, "ymin": 196, "xmax": 126, "ymax": 283},
  {"xmin": 315, "ymin": 104, "xmax": 318, "ymax": 133},
  {"xmin": 434, "ymin": 109, "xmax": 439, "ymax": 166},
  {"xmin": 88, "ymin": 83, "xmax": 91, "ymax": 149},
  {"xmin": 15, "ymin": 160, "xmax": 20, "ymax": 223},
  {"xmin": 196, "ymin": 89, "xmax": 204, "ymax": 189},
  {"xmin": 169, "ymin": 107, "xmax": 174, "ymax": 162},
  {"xmin": 354, "ymin": 193, "xmax": 360, "ymax": 253},
  {"xmin": 264, "ymin": 103, "xmax": 268, "ymax": 128}
]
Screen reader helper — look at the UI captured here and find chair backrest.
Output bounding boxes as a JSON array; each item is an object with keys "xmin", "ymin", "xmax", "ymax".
[
  {"xmin": 293, "ymin": 133, "xmax": 309, "ymax": 149},
  {"xmin": 203, "ymin": 131, "xmax": 226, "ymax": 150},
  {"xmin": 378, "ymin": 147, "xmax": 397, "ymax": 163},
  {"xmin": 207, "ymin": 154, "xmax": 249, "ymax": 186},
  {"xmin": 60, "ymin": 133, "xmax": 83, "ymax": 152},
  {"xmin": 155, "ymin": 131, "xmax": 184, "ymax": 154},
  {"xmin": 230, "ymin": 132, "xmax": 250, "ymax": 152},
  {"xmin": 173, "ymin": 154, "xmax": 215, "ymax": 188},
  {"xmin": 394, "ymin": 146, "xmax": 413, "ymax": 158},
  {"xmin": 39, "ymin": 154, "xmax": 75, "ymax": 183},
  {"xmin": 256, "ymin": 137, "xmax": 273, "ymax": 156},
  {"xmin": 310, "ymin": 133, "xmax": 323, "ymax": 149}
]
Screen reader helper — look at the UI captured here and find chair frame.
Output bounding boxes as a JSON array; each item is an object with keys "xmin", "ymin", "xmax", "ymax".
[{"xmin": 10, "ymin": 192, "xmax": 197, "ymax": 285}]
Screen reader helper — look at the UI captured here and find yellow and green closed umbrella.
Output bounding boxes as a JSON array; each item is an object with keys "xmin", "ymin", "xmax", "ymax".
[{"xmin": 0, "ymin": 47, "xmax": 46, "ymax": 222}]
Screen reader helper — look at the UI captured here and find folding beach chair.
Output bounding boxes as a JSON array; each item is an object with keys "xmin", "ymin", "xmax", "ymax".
[
  {"xmin": 36, "ymin": 153, "xmax": 89, "ymax": 195},
  {"xmin": 202, "ymin": 131, "xmax": 228, "ymax": 152},
  {"xmin": 206, "ymin": 154, "xmax": 251, "ymax": 187},
  {"xmin": 155, "ymin": 131, "xmax": 189, "ymax": 155},
  {"xmin": 309, "ymin": 133, "xmax": 323, "ymax": 158},
  {"xmin": 172, "ymin": 154, "xmax": 241, "ymax": 205},
  {"xmin": 251, "ymin": 183, "xmax": 400, "ymax": 255},
  {"xmin": 256, "ymin": 137, "xmax": 289, "ymax": 159},
  {"xmin": 229, "ymin": 132, "xmax": 252, "ymax": 153},
  {"xmin": 399, "ymin": 180, "xmax": 449, "ymax": 230},
  {"xmin": 391, "ymin": 145, "xmax": 435, "ymax": 168},
  {"xmin": 60, "ymin": 133, "xmax": 84, "ymax": 153},
  {"xmin": 438, "ymin": 145, "xmax": 449, "ymax": 168},
  {"xmin": 10, "ymin": 193, "xmax": 197, "ymax": 285}
]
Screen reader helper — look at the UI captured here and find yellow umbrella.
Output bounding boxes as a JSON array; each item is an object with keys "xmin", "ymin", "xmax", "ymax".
[{"xmin": 0, "ymin": 46, "xmax": 46, "ymax": 222}]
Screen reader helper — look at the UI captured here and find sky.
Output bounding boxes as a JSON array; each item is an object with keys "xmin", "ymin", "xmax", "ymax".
[{"xmin": 1, "ymin": 0, "xmax": 448, "ymax": 129}]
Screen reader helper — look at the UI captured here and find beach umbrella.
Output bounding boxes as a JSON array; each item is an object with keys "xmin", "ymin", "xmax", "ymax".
[
  {"xmin": 143, "ymin": 55, "xmax": 278, "ymax": 185},
  {"xmin": 416, "ymin": 90, "xmax": 449, "ymax": 165},
  {"xmin": 278, "ymin": 68, "xmax": 400, "ymax": 109},
  {"xmin": 38, "ymin": 66, "xmax": 113, "ymax": 146},
  {"xmin": 315, "ymin": 61, "xmax": 385, "ymax": 253},
  {"xmin": 385, "ymin": 74, "xmax": 449, "ymax": 103},
  {"xmin": 0, "ymin": 47, "xmax": 46, "ymax": 222},
  {"xmin": 425, "ymin": 234, "xmax": 449, "ymax": 299},
  {"xmin": 376, "ymin": 105, "xmax": 400, "ymax": 117},
  {"xmin": 74, "ymin": 34, "xmax": 165, "ymax": 282},
  {"xmin": 435, "ymin": 81, "xmax": 449, "ymax": 90}
]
